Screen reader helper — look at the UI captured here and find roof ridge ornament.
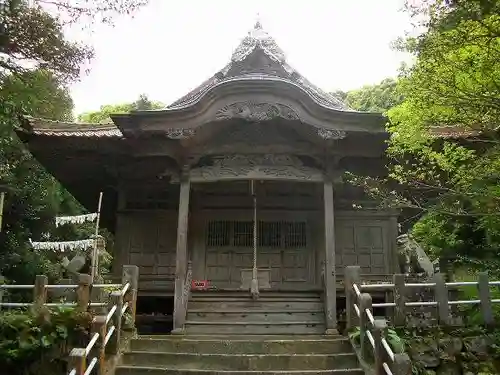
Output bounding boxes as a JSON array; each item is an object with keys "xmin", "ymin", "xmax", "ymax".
[
  {"xmin": 167, "ymin": 20, "xmax": 350, "ymax": 111},
  {"xmin": 253, "ymin": 12, "xmax": 262, "ymax": 31},
  {"xmin": 231, "ymin": 20, "xmax": 286, "ymax": 63}
]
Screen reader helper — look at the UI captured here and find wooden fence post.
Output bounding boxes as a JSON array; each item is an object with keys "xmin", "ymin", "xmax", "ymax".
[
  {"xmin": 359, "ymin": 293, "xmax": 372, "ymax": 361},
  {"xmin": 92, "ymin": 315, "xmax": 107, "ymax": 375},
  {"xmin": 477, "ymin": 271, "xmax": 494, "ymax": 326},
  {"xmin": 345, "ymin": 266, "xmax": 361, "ymax": 330},
  {"xmin": 393, "ymin": 274, "xmax": 406, "ymax": 326},
  {"xmin": 122, "ymin": 265, "xmax": 139, "ymax": 328},
  {"xmin": 433, "ymin": 273, "xmax": 450, "ymax": 325},
  {"xmin": 76, "ymin": 274, "xmax": 91, "ymax": 312},
  {"xmin": 32, "ymin": 275, "xmax": 47, "ymax": 313},
  {"xmin": 393, "ymin": 353, "xmax": 412, "ymax": 375},
  {"xmin": 373, "ymin": 319, "xmax": 387, "ymax": 375},
  {"xmin": 69, "ymin": 347, "xmax": 87, "ymax": 375},
  {"xmin": 106, "ymin": 291, "xmax": 123, "ymax": 355}
]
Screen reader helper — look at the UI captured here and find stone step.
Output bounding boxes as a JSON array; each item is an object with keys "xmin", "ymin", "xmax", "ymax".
[
  {"xmin": 130, "ymin": 337, "xmax": 351, "ymax": 354},
  {"xmin": 115, "ymin": 367, "xmax": 364, "ymax": 375},
  {"xmin": 138, "ymin": 334, "xmax": 340, "ymax": 340},
  {"xmin": 189, "ymin": 301, "xmax": 324, "ymax": 310},
  {"xmin": 186, "ymin": 311, "xmax": 324, "ymax": 323},
  {"xmin": 120, "ymin": 352, "xmax": 359, "ymax": 371},
  {"xmin": 184, "ymin": 322, "xmax": 326, "ymax": 335}
]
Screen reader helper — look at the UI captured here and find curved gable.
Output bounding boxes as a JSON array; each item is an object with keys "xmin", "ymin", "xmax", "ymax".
[{"xmin": 167, "ymin": 22, "xmax": 348, "ymax": 112}]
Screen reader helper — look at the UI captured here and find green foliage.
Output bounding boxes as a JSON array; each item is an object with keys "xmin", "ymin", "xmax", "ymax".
[
  {"xmin": 397, "ymin": 325, "xmax": 500, "ymax": 375},
  {"xmin": 1, "ymin": 0, "xmax": 93, "ymax": 82},
  {"xmin": 392, "ymin": 2, "xmax": 500, "ymax": 264},
  {"xmin": 0, "ymin": 0, "xmax": 146, "ymax": 286},
  {"xmin": 1, "ymin": 0, "xmax": 149, "ymax": 82},
  {"xmin": 0, "ymin": 307, "xmax": 92, "ymax": 375},
  {"xmin": 347, "ymin": 0, "xmax": 500, "ymax": 268},
  {"xmin": 0, "ymin": 2, "xmax": 146, "ymax": 371},
  {"xmin": 1, "ymin": 70, "xmax": 74, "ymax": 121},
  {"xmin": 345, "ymin": 78, "xmax": 404, "ymax": 113},
  {"xmin": 331, "ymin": 78, "xmax": 403, "ymax": 113},
  {"xmin": 349, "ymin": 326, "xmax": 406, "ymax": 355},
  {"xmin": 0, "ymin": 69, "xmax": 86, "ymax": 284},
  {"xmin": 77, "ymin": 94, "xmax": 164, "ymax": 123}
]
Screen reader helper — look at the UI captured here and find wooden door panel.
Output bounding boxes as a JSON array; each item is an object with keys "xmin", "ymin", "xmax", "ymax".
[
  {"xmin": 258, "ymin": 252, "xmax": 281, "ymax": 267},
  {"xmin": 116, "ymin": 212, "xmax": 177, "ymax": 290},
  {"xmin": 206, "ymin": 265, "xmax": 231, "ymax": 281},
  {"xmin": 356, "ymin": 226, "xmax": 384, "ymax": 248},
  {"xmin": 203, "ymin": 217, "xmax": 314, "ymax": 289},
  {"xmin": 335, "ymin": 219, "xmax": 389, "ymax": 276}
]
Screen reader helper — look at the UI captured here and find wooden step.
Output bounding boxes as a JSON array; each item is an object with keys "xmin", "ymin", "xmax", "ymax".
[
  {"xmin": 186, "ymin": 311, "xmax": 324, "ymax": 323},
  {"xmin": 191, "ymin": 290, "xmax": 322, "ymax": 298},
  {"xmin": 190, "ymin": 297, "xmax": 321, "ymax": 303},
  {"xmin": 189, "ymin": 301, "xmax": 324, "ymax": 310}
]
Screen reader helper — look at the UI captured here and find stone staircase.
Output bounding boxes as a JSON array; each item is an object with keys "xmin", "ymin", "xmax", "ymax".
[
  {"xmin": 114, "ymin": 334, "xmax": 364, "ymax": 375},
  {"xmin": 185, "ymin": 290, "xmax": 326, "ymax": 335},
  {"xmin": 113, "ymin": 291, "xmax": 363, "ymax": 374}
]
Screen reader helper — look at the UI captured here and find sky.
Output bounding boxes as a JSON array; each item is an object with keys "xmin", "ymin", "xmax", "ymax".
[{"xmin": 68, "ymin": 0, "xmax": 413, "ymax": 115}]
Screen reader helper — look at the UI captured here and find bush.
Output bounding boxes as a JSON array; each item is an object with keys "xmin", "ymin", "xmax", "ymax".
[
  {"xmin": 349, "ymin": 326, "xmax": 406, "ymax": 358},
  {"xmin": 0, "ymin": 307, "xmax": 92, "ymax": 375}
]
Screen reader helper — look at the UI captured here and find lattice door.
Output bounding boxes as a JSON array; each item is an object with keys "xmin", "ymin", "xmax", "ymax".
[{"xmin": 204, "ymin": 219, "xmax": 311, "ymax": 288}]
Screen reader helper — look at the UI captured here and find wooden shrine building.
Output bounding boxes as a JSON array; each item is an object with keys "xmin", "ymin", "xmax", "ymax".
[{"xmin": 16, "ymin": 22, "xmax": 398, "ymax": 333}]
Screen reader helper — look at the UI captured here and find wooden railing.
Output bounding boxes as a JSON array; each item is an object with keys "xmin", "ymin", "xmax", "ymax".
[
  {"xmin": 0, "ymin": 273, "xmax": 116, "ymax": 311},
  {"xmin": 68, "ymin": 265, "xmax": 138, "ymax": 375},
  {"xmin": 0, "ymin": 265, "xmax": 139, "ymax": 375},
  {"xmin": 345, "ymin": 265, "xmax": 500, "ymax": 375}
]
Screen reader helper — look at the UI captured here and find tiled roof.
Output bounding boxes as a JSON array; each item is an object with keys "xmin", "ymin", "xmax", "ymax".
[
  {"xmin": 22, "ymin": 117, "xmax": 123, "ymax": 138},
  {"xmin": 167, "ymin": 22, "xmax": 349, "ymax": 111}
]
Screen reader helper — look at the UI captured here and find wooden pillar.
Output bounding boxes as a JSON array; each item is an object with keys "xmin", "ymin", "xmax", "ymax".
[
  {"xmin": 323, "ymin": 180, "xmax": 337, "ymax": 333},
  {"xmin": 173, "ymin": 172, "xmax": 191, "ymax": 332}
]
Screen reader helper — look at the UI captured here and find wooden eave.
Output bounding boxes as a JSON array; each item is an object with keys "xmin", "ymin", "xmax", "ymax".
[
  {"xmin": 109, "ymin": 22, "xmax": 386, "ymax": 138},
  {"xmin": 18, "ymin": 116, "xmax": 123, "ymax": 139},
  {"xmin": 15, "ymin": 117, "xmax": 180, "ymax": 227},
  {"xmin": 110, "ymin": 79, "xmax": 387, "ymax": 139}
]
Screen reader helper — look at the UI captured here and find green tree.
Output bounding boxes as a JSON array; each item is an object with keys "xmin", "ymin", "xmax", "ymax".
[
  {"xmin": 354, "ymin": 0, "xmax": 500, "ymax": 268},
  {"xmin": 0, "ymin": 0, "xmax": 149, "ymax": 283},
  {"xmin": 0, "ymin": 69, "xmax": 81, "ymax": 283},
  {"xmin": 77, "ymin": 94, "xmax": 164, "ymax": 123},
  {"xmin": 1, "ymin": 0, "xmax": 148, "ymax": 81},
  {"xmin": 1, "ymin": 69, "xmax": 73, "ymax": 120},
  {"xmin": 345, "ymin": 78, "xmax": 403, "ymax": 113}
]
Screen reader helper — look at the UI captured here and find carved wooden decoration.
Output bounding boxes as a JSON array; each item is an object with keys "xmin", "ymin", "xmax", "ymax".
[
  {"xmin": 215, "ymin": 102, "xmax": 300, "ymax": 122},
  {"xmin": 317, "ymin": 128, "xmax": 347, "ymax": 140},
  {"xmin": 189, "ymin": 154, "xmax": 324, "ymax": 182},
  {"xmin": 165, "ymin": 128, "xmax": 195, "ymax": 139},
  {"xmin": 231, "ymin": 21, "xmax": 286, "ymax": 64}
]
